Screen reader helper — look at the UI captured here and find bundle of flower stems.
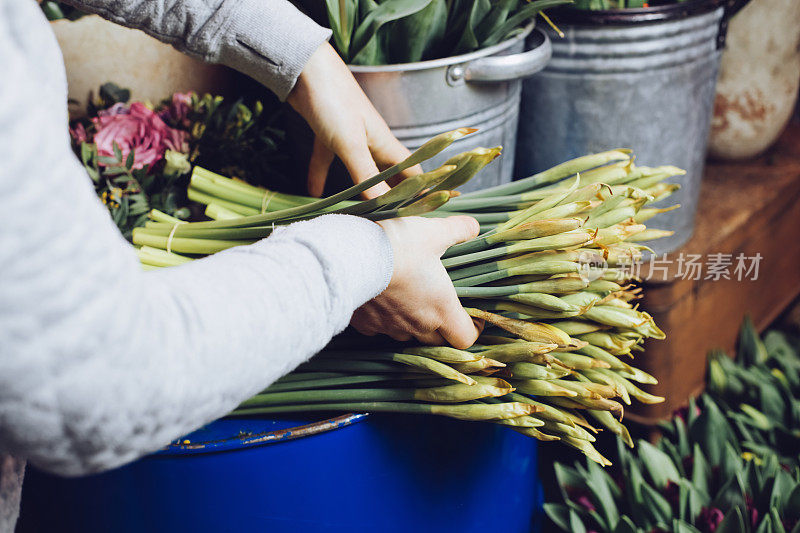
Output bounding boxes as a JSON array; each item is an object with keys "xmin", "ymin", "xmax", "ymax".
[{"xmin": 132, "ymin": 128, "xmax": 682, "ymax": 465}]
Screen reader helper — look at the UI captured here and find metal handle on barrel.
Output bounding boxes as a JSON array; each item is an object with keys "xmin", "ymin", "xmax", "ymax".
[{"xmin": 459, "ymin": 29, "xmax": 552, "ymax": 83}]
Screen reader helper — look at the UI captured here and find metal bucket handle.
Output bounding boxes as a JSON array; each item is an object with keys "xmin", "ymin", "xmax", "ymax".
[{"xmin": 448, "ymin": 28, "xmax": 552, "ymax": 84}]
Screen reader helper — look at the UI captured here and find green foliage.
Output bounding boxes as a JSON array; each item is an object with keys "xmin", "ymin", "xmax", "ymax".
[
  {"xmin": 295, "ymin": 0, "xmax": 570, "ymax": 65},
  {"xmin": 184, "ymin": 94, "xmax": 287, "ymax": 190},
  {"xmin": 546, "ymin": 320, "xmax": 800, "ymax": 532}
]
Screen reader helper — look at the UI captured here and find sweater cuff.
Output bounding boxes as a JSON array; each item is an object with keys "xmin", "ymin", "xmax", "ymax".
[{"xmin": 216, "ymin": 0, "xmax": 332, "ymax": 100}]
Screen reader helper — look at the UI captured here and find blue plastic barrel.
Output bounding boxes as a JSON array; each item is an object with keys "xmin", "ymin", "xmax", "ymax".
[{"xmin": 19, "ymin": 413, "xmax": 542, "ymax": 532}]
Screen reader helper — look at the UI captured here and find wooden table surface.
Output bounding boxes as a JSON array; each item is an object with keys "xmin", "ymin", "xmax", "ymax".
[{"xmin": 631, "ymin": 116, "xmax": 800, "ymax": 423}]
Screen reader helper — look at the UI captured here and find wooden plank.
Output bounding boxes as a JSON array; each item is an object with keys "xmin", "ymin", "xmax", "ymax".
[{"xmin": 629, "ymin": 117, "xmax": 800, "ymax": 424}]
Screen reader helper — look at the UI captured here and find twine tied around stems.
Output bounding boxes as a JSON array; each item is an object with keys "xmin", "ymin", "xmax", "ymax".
[
  {"xmin": 166, "ymin": 221, "xmax": 185, "ymax": 254},
  {"xmin": 261, "ymin": 190, "xmax": 277, "ymax": 214}
]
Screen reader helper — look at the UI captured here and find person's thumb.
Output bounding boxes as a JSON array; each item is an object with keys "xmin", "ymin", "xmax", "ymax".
[{"xmin": 432, "ymin": 215, "xmax": 480, "ymax": 255}]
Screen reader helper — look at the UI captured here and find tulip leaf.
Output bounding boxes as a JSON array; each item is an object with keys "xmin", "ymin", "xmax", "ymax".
[
  {"xmin": 586, "ymin": 459, "xmax": 620, "ymax": 529},
  {"xmin": 349, "ymin": 0, "xmax": 434, "ymax": 62},
  {"xmin": 689, "ymin": 398, "xmax": 738, "ymax": 465},
  {"xmin": 673, "ymin": 519, "xmax": 702, "ymax": 533},
  {"xmin": 759, "ymin": 380, "xmax": 788, "ymax": 423},
  {"xmin": 481, "ymin": 0, "xmax": 569, "ymax": 47},
  {"xmin": 640, "ymin": 482, "xmax": 673, "ymax": 525},
  {"xmin": 569, "ymin": 509, "xmax": 588, "ymax": 533},
  {"xmin": 554, "ymin": 463, "xmax": 585, "ymax": 502},
  {"xmin": 324, "ymin": 0, "xmax": 357, "ymax": 58},
  {"xmin": 771, "ymin": 508, "xmax": 787, "ymax": 533},
  {"xmin": 682, "ymin": 478, "xmax": 710, "ymax": 523},
  {"xmin": 716, "ymin": 507, "xmax": 746, "ymax": 533},
  {"xmin": 638, "ymin": 440, "xmax": 681, "ymax": 489},
  {"xmin": 755, "ymin": 513, "xmax": 774, "ymax": 533},
  {"xmin": 674, "ymin": 416, "xmax": 690, "ymax": 458},
  {"xmin": 785, "ymin": 484, "xmax": 800, "ymax": 522},
  {"xmin": 386, "ymin": 0, "xmax": 448, "ymax": 63},
  {"xmin": 691, "ymin": 444, "xmax": 711, "ymax": 496},
  {"xmin": 613, "ymin": 515, "xmax": 637, "ymax": 533},
  {"xmin": 739, "ymin": 316, "xmax": 768, "ymax": 366},
  {"xmin": 771, "ymin": 469, "xmax": 795, "ymax": 511},
  {"xmin": 544, "ymin": 503, "xmax": 572, "ymax": 531},
  {"xmin": 453, "ymin": 0, "xmax": 491, "ymax": 55}
]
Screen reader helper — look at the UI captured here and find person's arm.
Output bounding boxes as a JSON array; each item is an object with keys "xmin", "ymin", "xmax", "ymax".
[
  {"xmin": 61, "ymin": 0, "xmax": 417, "ymax": 197},
  {"xmin": 0, "ymin": 8, "xmax": 479, "ymax": 475},
  {"xmin": 0, "ymin": 17, "xmax": 391, "ymax": 475},
  {"xmin": 62, "ymin": 0, "xmax": 328, "ymax": 101}
]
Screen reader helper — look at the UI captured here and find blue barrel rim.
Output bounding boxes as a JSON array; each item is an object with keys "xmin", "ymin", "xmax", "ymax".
[{"xmin": 157, "ymin": 413, "xmax": 370, "ymax": 456}]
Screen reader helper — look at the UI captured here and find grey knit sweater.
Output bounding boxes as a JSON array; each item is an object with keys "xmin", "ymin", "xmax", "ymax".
[{"xmin": 0, "ymin": 0, "xmax": 393, "ymax": 530}]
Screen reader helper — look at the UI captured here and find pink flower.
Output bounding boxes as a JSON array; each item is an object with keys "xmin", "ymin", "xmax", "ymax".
[
  {"xmin": 69, "ymin": 122, "xmax": 88, "ymax": 144},
  {"xmin": 93, "ymin": 102, "xmax": 188, "ymax": 170},
  {"xmin": 160, "ymin": 92, "xmax": 193, "ymax": 127},
  {"xmin": 697, "ymin": 507, "xmax": 725, "ymax": 532}
]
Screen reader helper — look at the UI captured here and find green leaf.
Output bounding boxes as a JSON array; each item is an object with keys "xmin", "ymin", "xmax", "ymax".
[
  {"xmin": 112, "ymin": 141, "xmax": 123, "ymax": 163},
  {"xmin": 569, "ymin": 509, "xmax": 588, "ymax": 533},
  {"xmin": 555, "ymin": 463, "xmax": 585, "ymax": 502},
  {"xmin": 770, "ymin": 469, "xmax": 795, "ymax": 511},
  {"xmin": 674, "ymin": 416, "xmax": 690, "ymax": 458},
  {"xmin": 672, "ymin": 519, "xmax": 702, "ymax": 533},
  {"xmin": 689, "ymin": 397, "xmax": 738, "ymax": 465},
  {"xmin": 452, "ymin": 0, "xmax": 492, "ymax": 55},
  {"xmin": 716, "ymin": 507, "xmax": 746, "ymax": 533},
  {"xmin": 758, "ymin": 380, "xmax": 787, "ymax": 423},
  {"xmin": 544, "ymin": 503, "xmax": 571, "ymax": 531},
  {"xmin": 586, "ymin": 459, "xmax": 620, "ymax": 529},
  {"xmin": 785, "ymin": 484, "xmax": 800, "ymax": 522},
  {"xmin": 640, "ymin": 482, "xmax": 673, "ymax": 525},
  {"xmin": 613, "ymin": 515, "xmax": 637, "ymax": 533},
  {"xmin": 770, "ymin": 508, "xmax": 787, "ymax": 533},
  {"xmin": 691, "ymin": 444, "xmax": 711, "ymax": 496},
  {"xmin": 682, "ymin": 479, "xmax": 710, "ymax": 523},
  {"xmin": 719, "ymin": 442, "xmax": 743, "ymax": 487},
  {"xmin": 386, "ymin": 0, "xmax": 448, "ymax": 63},
  {"xmin": 638, "ymin": 439, "xmax": 681, "ymax": 489},
  {"xmin": 125, "ymin": 148, "xmax": 135, "ymax": 171},
  {"xmin": 755, "ymin": 513, "xmax": 774, "ymax": 533},
  {"xmin": 739, "ymin": 316, "xmax": 768, "ymax": 366},
  {"xmin": 350, "ymin": 0, "xmax": 434, "ymax": 62},
  {"xmin": 481, "ymin": 0, "xmax": 570, "ymax": 47}
]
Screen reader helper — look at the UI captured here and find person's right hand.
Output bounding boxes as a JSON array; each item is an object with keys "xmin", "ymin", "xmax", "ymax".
[{"xmin": 351, "ymin": 216, "xmax": 483, "ymax": 349}]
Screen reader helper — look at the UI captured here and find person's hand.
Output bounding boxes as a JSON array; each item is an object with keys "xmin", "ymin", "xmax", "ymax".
[
  {"xmin": 351, "ymin": 216, "xmax": 483, "ymax": 349},
  {"xmin": 287, "ymin": 42, "xmax": 419, "ymax": 199}
]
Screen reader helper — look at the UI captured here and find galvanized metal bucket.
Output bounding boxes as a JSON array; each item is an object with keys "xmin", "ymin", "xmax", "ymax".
[
  {"xmin": 516, "ymin": 0, "xmax": 734, "ymax": 254},
  {"xmin": 351, "ymin": 25, "xmax": 552, "ymax": 193}
]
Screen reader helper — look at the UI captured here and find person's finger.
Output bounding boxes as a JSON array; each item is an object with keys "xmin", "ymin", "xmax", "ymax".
[
  {"xmin": 368, "ymin": 133, "xmax": 423, "ymax": 186},
  {"xmin": 438, "ymin": 303, "xmax": 481, "ymax": 350},
  {"xmin": 308, "ymin": 137, "xmax": 335, "ymax": 198},
  {"xmin": 336, "ymin": 138, "xmax": 389, "ymax": 200},
  {"xmin": 428, "ymin": 215, "xmax": 481, "ymax": 255}
]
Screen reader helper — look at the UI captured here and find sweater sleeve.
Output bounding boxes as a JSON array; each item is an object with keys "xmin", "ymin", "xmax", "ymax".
[
  {"xmin": 61, "ymin": 0, "xmax": 332, "ymax": 100},
  {"xmin": 0, "ymin": 7, "xmax": 391, "ymax": 476}
]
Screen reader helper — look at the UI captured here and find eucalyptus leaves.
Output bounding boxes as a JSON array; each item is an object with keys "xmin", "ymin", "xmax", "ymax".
[{"xmin": 296, "ymin": 0, "xmax": 569, "ymax": 64}]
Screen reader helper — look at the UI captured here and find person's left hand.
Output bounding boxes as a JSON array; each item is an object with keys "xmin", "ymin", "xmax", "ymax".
[{"xmin": 287, "ymin": 42, "xmax": 420, "ymax": 199}]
